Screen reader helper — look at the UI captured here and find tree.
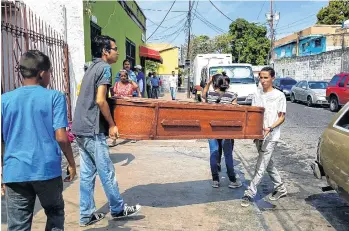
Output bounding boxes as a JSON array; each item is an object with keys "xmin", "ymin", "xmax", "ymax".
[
  {"xmin": 212, "ymin": 33, "xmax": 233, "ymax": 53},
  {"xmin": 317, "ymin": 0, "xmax": 349, "ymax": 25},
  {"xmin": 145, "ymin": 60, "xmax": 159, "ymax": 73},
  {"xmin": 229, "ymin": 18, "xmax": 270, "ymax": 65},
  {"xmin": 189, "ymin": 35, "xmax": 215, "ymax": 61}
]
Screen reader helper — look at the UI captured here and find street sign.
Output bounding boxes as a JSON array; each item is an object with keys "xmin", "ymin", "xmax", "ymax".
[{"xmin": 185, "ymin": 59, "xmax": 190, "ymax": 67}]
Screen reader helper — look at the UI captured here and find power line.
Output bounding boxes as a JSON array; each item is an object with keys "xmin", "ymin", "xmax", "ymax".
[
  {"xmin": 151, "ymin": 21, "xmax": 188, "ymax": 41},
  {"xmin": 208, "ymin": 0, "xmax": 234, "ymax": 22},
  {"xmin": 276, "ymin": 13, "xmax": 316, "ymax": 31},
  {"xmin": 194, "ymin": 11, "xmax": 227, "ymax": 34},
  {"xmin": 147, "ymin": 12, "xmax": 187, "ymax": 27},
  {"xmin": 146, "ymin": 1, "xmax": 177, "ymax": 41},
  {"xmin": 142, "ymin": 9, "xmax": 187, "ymax": 13},
  {"xmin": 257, "ymin": 0, "xmax": 267, "ymax": 20}
]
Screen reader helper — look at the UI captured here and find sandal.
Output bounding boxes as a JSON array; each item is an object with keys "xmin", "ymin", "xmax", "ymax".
[{"xmin": 80, "ymin": 213, "xmax": 105, "ymax": 227}]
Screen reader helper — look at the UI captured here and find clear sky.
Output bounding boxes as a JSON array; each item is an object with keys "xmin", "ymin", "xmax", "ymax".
[{"xmin": 138, "ymin": 0, "xmax": 329, "ymax": 46}]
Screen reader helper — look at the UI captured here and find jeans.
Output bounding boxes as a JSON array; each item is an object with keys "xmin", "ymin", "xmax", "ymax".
[
  {"xmin": 208, "ymin": 139, "xmax": 236, "ymax": 182},
  {"xmin": 244, "ymin": 140, "xmax": 286, "ymax": 198},
  {"xmin": 152, "ymin": 87, "xmax": 159, "ymax": 99},
  {"xmin": 5, "ymin": 176, "xmax": 64, "ymax": 231},
  {"xmin": 147, "ymin": 86, "xmax": 152, "ymax": 98},
  {"xmin": 170, "ymin": 87, "xmax": 176, "ymax": 100},
  {"xmin": 76, "ymin": 134, "xmax": 124, "ymax": 225}
]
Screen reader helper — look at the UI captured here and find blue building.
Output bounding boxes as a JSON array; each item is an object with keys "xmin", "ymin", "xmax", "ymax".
[{"xmin": 273, "ymin": 25, "xmax": 345, "ymax": 60}]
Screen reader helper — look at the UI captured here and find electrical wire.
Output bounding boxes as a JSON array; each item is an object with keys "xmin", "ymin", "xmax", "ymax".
[
  {"xmin": 142, "ymin": 9, "xmax": 187, "ymax": 13},
  {"xmin": 146, "ymin": 0, "xmax": 177, "ymax": 41},
  {"xmin": 208, "ymin": 0, "xmax": 234, "ymax": 22},
  {"xmin": 193, "ymin": 11, "xmax": 227, "ymax": 34},
  {"xmin": 276, "ymin": 13, "xmax": 316, "ymax": 31},
  {"xmin": 257, "ymin": 0, "xmax": 267, "ymax": 20},
  {"xmin": 147, "ymin": 12, "xmax": 188, "ymax": 27}
]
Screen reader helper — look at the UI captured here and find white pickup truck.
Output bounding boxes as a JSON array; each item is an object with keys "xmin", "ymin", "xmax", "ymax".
[{"xmin": 202, "ymin": 63, "xmax": 257, "ymax": 105}]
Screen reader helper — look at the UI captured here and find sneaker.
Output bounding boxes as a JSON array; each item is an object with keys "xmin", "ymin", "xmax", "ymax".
[
  {"xmin": 112, "ymin": 204, "xmax": 141, "ymax": 219},
  {"xmin": 79, "ymin": 213, "xmax": 105, "ymax": 227},
  {"xmin": 229, "ymin": 178, "xmax": 242, "ymax": 188},
  {"xmin": 269, "ymin": 190, "xmax": 287, "ymax": 201},
  {"xmin": 212, "ymin": 181, "xmax": 220, "ymax": 188},
  {"xmin": 131, "ymin": 140, "xmax": 137, "ymax": 143},
  {"xmin": 241, "ymin": 195, "xmax": 253, "ymax": 207}
]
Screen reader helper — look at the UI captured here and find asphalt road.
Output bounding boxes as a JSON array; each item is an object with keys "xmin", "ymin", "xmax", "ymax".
[{"xmin": 234, "ymin": 101, "xmax": 349, "ymax": 231}]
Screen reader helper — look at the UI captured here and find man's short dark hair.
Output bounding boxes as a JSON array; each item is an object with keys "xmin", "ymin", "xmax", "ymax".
[
  {"xmin": 260, "ymin": 66, "xmax": 275, "ymax": 78},
  {"xmin": 91, "ymin": 35, "xmax": 116, "ymax": 58},
  {"xmin": 19, "ymin": 50, "xmax": 51, "ymax": 78}
]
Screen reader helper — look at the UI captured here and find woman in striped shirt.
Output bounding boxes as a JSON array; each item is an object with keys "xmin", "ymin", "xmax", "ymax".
[{"xmin": 202, "ymin": 73, "xmax": 242, "ymax": 189}]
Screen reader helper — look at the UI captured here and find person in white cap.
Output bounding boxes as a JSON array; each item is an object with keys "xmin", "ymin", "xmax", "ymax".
[{"xmin": 134, "ymin": 65, "xmax": 145, "ymax": 97}]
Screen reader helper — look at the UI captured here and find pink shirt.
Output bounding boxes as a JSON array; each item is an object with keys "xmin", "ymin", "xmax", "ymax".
[{"xmin": 113, "ymin": 82, "xmax": 136, "ymax": 97}]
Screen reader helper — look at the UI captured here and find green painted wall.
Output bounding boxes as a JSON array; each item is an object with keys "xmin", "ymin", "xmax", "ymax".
[{"xmin": 83, "ymin": 1, "xmax": 145, "ymax": 78}]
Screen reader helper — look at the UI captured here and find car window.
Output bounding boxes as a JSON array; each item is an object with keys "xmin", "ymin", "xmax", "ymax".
[
  {"xmin": 339, "ymin": 76, "xmax": 347, "ymax": 87},
  {"xmin": 281, "ymin": 79, "xmax": 297, "ymax": 85},
  {"xmin": 329, "ymin": 75, "xmax": 340, "ymax": 86},
  {"xmin": 334, "ymin": 107, "xmax": 349, "ymax": 132},
  {"xmin": 308, "ymin": 82, "xmax": 328, "ymax": 89}
]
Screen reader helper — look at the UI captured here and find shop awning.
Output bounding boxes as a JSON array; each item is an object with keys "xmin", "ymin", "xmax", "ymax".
[{"xmin": 139, "ymin": 46, "xmax": 163, "ymax": 63}]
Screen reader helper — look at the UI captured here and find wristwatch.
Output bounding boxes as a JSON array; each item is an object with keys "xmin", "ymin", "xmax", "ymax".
[{"xmin": 268, "ymin": 127, "xmax": 274, "ymax": 132}]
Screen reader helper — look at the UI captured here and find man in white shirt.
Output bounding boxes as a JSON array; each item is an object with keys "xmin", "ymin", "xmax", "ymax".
[
  {"xmin": 169, "ymin": 71, "xmax": 178, "ymax": 100},
  {"xmin": 241, "ymin": 67, "xmax": 287, "ymax": 207}
]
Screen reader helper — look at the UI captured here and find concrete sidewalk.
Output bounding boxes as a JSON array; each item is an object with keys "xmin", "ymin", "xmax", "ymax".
[
  {"xmin": 1, "ymin": 139, "xmax": 269, "ymax": 231},
  {"xmin": 0, "ymin": 93, "xmax": 268, "ymax": 231}
]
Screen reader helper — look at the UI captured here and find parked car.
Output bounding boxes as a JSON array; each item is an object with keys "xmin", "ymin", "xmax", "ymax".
[
  {"xmin": 326, "ymin": 73, "xmax": 349, "ymax": 112},
  {"xmin": 273, "ymin": 77, "xmax": 297, "ymax": 99},
  {"xmin": 290, "ymin": 80, "xmax": 328, "ymax": 107},
  {"xmin": 311, "ymin": 102, "xmax": 349, "ymax": 203}
]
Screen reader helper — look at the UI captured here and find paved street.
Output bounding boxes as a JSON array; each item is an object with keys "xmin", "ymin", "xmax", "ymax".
[{"xmin": 1, "ymin": 91, "xmax": 349, "ymax": 231}]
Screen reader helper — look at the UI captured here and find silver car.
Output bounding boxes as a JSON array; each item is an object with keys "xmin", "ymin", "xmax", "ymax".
[{"xmin": 290, "ymin": 80, "xmax": 329, "ymax": 107}]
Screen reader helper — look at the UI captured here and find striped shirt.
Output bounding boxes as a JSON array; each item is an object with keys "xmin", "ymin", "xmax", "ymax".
[{"xmin": 207, "ymin": 91, "xmax": 237, "ymax": 104}]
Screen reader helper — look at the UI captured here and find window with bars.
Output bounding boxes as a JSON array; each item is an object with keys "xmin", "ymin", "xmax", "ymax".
[
  {"xmin": 126, "ymin": 38, "xmax": 136, "ymax": 68},
  {"xmin": 90, "ymin": 21, "xmax": 101, "ymax": 56}
]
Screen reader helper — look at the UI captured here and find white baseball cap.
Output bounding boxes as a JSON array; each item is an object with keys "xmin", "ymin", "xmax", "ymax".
[{"xmin": 134, "ymin": 65, "xmax": 142, "ymax": 69}]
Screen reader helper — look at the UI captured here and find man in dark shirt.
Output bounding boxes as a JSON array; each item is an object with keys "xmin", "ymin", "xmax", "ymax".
[{"xmin": 72, "ymin": 35, "xmax": 141, "ymax": 227}]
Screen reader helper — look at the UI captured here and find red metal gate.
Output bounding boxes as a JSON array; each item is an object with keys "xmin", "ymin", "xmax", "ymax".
[{"xmin": 1, "ymin": 0, "xmax": 72, "ymax": 120}]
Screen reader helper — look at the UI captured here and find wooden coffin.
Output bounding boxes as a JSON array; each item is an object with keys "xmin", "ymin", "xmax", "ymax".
[{"xmin": 110, "ymin": 98, "xmax": 264, "ymax": 140}]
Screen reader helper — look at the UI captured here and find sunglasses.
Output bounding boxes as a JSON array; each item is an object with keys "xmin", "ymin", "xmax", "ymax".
[{"xmin": 110, "ymin": 47, "xmax": 118, "ymax": 51}]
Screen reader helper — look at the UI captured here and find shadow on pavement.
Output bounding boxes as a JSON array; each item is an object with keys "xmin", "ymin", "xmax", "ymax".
[
  {"xmin": 109, "ymin": 153, "xmax": 135, "ymax": 166},
  {"xmin": 83, "ymin": 215, "xmax": 145, "ymax": 231},
  {"xmin": 94, "ymin": 178, "xmax": 245, "ymax": 216},
  {"xmin": 305, "ymin": 193, "xmax": 349, "ymax": 231}
]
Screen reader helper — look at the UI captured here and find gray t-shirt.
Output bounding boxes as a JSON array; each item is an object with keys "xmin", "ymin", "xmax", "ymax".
[{"xmin": 72, "ymin": 58, "xmax": 112, "ymax": 136}]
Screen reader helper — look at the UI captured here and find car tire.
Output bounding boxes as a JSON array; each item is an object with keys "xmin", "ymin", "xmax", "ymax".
[
  {"xmin": 307, "ymin": 96, "xmax": 313, "ymax": 107},
  {"xmin": 290, "ymin": 93, "xmax": 296, "ymax": 103},
  {"xmin": 330, "ymin": 96, "xmax": 339, "ymax": 112}
]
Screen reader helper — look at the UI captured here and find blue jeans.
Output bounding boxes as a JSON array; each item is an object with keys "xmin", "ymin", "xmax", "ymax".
[
  {"xmin": 208, "ymin": 139, "xmax": 236, "ymax": 182},
  {"xmin": 76, "ymin": 134, "xmax": 124, "ymax": 225},
  {"xmin": 5, "ymin": 176, "xmax": 64, "ymax": 231},
  {"xmin": 170, "ymin": 87, "xmax": 176, "ymax": 100}
]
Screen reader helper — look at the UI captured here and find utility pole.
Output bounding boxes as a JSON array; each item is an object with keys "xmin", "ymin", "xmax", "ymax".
[
  {"xmin": 186, "ymin": 0, "xmax": 192, "ymax": 98},
  {"xmin": 266, "ymin": 0, "xmax": 279, "ymax": 66},
  {"xmin": 270, "ymin": 0, "xmax": 274, "ymax": 64}
]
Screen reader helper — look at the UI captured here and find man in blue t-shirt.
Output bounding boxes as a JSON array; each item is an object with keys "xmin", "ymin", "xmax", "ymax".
[
  {"xmin": 1, "ymin": 50, "xmax": 76, "ymax": 230},
  {"xmin": 151, "ymin": 72, "xmax": 160, "ymax": 99}
]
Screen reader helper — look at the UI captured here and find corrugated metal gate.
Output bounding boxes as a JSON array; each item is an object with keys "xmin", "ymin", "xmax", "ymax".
[{"xmin": 1, "ymin": 0, "xmax": 72, "ymax": 120}]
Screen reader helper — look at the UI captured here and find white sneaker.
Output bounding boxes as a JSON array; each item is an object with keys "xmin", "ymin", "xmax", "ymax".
[
  {"xmin": 229, "ymin": 178, "xmax": 242, "ymax": 188},
  {"xmin": 212, "ymin": 181, "xmax": 220, "ymax": 188}
]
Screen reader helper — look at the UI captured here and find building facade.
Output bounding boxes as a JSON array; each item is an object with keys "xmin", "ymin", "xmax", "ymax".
[
  {"xmin": 145, "ymin": 43, "xmax": 179, "ymax": 75},
  {"xmin": 83, "ymin": 0, "xmax": 147, "ymax": 79},
  {"xmin": 274, "ymin": 25, "xmax": 349, "ymax": 60}
]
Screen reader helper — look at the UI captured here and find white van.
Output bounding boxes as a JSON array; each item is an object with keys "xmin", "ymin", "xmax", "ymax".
[
  {"xmin": 202, "ymin": 63, "xmax": 257, "ymax": 105},
  {"xmin": 191, "ymin": 54, "xmax": 232, "ymax": 101}
]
